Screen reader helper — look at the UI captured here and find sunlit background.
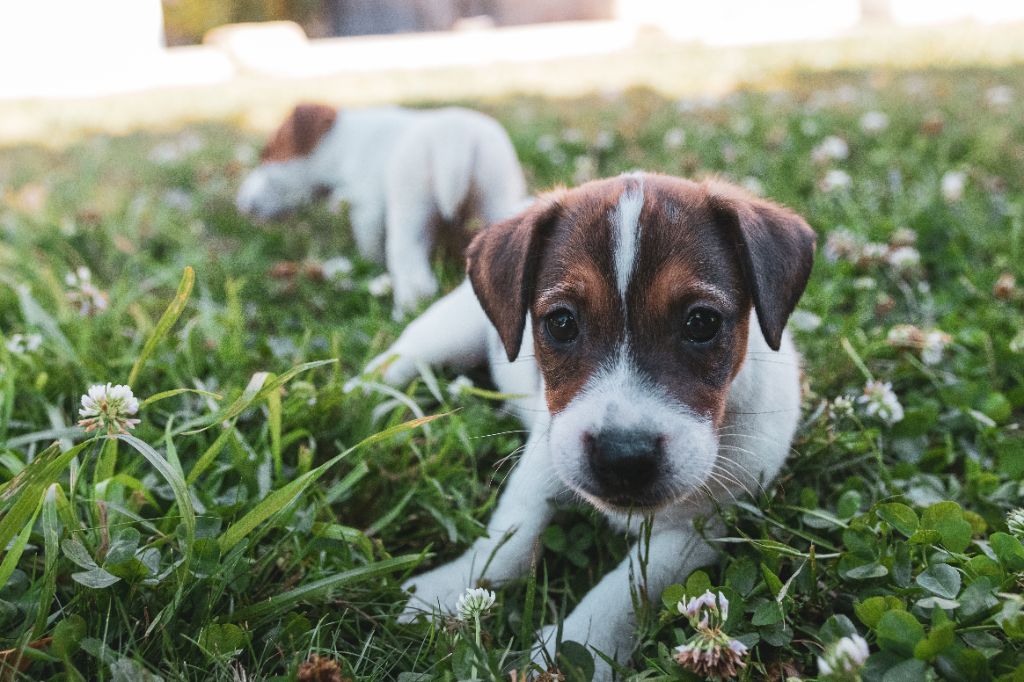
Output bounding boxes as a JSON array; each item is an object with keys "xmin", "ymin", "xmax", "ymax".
[{"xmin": 2, "ymin": 0, "xmax": 1024, "ymax": 141}]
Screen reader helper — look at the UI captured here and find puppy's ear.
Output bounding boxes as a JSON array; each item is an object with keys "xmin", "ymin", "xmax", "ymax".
[
  {"xmin": 466, "ymin": 197, "xmax": 562, "ymax": 362},
  {"xmin": 706, "ymin": 181, "xmax": 817, "ymax": 351},
  {"xmin": 262, "ymin": 104, "xmax": 337, "ymax": 162}
]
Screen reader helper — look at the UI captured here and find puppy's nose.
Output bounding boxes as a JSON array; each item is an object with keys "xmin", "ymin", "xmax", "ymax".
[{"xmin": 584, "ymin": 429, "xmax": 663, "ymax": 497}]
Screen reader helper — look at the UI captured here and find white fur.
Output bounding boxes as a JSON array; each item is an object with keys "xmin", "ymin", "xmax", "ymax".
[
  {"xmin": 361, "ymin": 204, "xmax": 803, "ymax": 681},
  {"xmin": 611, "ymin": 183, "xmax": 645, "ymax": 303},
  {"xmin": 236, "ymin": 106, "xmax": 527, "ymax": 317},
  {"xmin": 547, "ymin": 348, "xmax": 718, "ymax": 513}
]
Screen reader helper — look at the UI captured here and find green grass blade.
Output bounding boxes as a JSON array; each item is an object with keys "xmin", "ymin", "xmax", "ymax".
[
  {"xmin": 229, "ymin": 555, "xmax": 420, "ymax": 623},
  {"xmin": 33, "ymin": 484, "xmax": 62, "ymax": 637},
  {"xmin": 4, "ymin": 427, "xmax": 84, "ymax": 449},
  {"xmin": 139, "ymin": 388, "xmax": 222, "ymax": 409},
  {"xmin": 14, "ymin": 283, "xmax": 78, "ymax": 363},
  {"xmin": 116, "ymin": 434, "xmax": 195, "ymax": 565},
  {"xmin": 218, "ymin": 414, "xmax": 441, "ymax": 553},
  {"xmin": 0, "ymin": 440, "xmax": 92, "ymax": 553},
  {"xmin": 185, "ymin": 427, "xmax": 235, "ymax": 485},
  {"xmin": 0, "ymin": 492, "xmax": 42, "ymax": 588},
  {"xmin": 186, "ymin": 360, "xmax": 337, "ymax": 434},
  {"xmin": 267, "ymin": 378, "xmax": 282, "ymax": 478},
  {"xmin": 127, "ymin": 266, "xmax": 195, "ymax": 387}
]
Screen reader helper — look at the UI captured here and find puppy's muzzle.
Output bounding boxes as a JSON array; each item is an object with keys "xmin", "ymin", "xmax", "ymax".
[{"xmin": 584, "ymin": 428, "xmax": 664, "ymax": 502}]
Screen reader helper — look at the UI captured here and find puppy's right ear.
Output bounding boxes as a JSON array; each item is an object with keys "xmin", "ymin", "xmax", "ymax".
[
  {"xmin": 261, "ymin": 103, "xmax": 336, "ymax": 162},
  {"xmin": 466, "ymin": 197, "xmax": 562, "ymax": 362}
]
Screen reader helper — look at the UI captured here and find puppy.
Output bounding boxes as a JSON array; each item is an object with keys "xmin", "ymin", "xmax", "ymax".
[
  {"xmin": 236, "ymin": 104, "xmax": 527, "ymax": 316},
  {"xmin": 364, "ymin": 172, "xmax": 815, "ymax": 678}
]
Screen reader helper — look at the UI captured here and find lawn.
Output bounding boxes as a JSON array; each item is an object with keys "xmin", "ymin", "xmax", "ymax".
[{"xmin": 2, "ymin": 64, "xmax": 1024, "ymax": 681}]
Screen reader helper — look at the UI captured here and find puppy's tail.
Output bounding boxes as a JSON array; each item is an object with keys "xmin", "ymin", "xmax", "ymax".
[{"xmin": 429, "ymin": 123, "xmax": 478, "ymax": 223}]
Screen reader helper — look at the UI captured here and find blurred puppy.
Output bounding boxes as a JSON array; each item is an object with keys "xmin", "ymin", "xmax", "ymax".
[
  {"xmin": 363, "ymin": 172, "xmax": 815, "ymax": 679},
  {"xmin": 236, "ymin": 104, "xmax": 527, "ymax": 316}
]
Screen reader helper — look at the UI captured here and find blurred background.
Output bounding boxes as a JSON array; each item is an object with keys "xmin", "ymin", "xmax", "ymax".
[
  {"xmin": 3, "ymin": 3, "xmax": 1024, "ymax": 680},
  {"xmin": 2, "ymin": 0, "xmax": 1024, "ymax": 142}
]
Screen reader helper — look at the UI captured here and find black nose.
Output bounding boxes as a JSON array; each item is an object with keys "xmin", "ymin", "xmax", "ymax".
[{"xmin": 584, "ymin": 429, "xmax": 664, "ymax": 498}]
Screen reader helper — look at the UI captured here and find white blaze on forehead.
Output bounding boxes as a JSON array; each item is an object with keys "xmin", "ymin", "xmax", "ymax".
[{"xmin": 611, "ymin": 180, "xmax": 645, "ymax": 302}]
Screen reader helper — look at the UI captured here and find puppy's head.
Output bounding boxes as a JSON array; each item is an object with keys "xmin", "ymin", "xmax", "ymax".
[
  {"xmin": 236, "ymin": 103, "xmax": 337, "ymax": 221},
  {"xmin": 467, "ymin": 173, "xmax": 815, "ymax": 511}
]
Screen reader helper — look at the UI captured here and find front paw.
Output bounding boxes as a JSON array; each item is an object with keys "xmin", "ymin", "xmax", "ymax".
[
  {"xmin": 398, "ymin": 563, "xmax": 472, "ymax": 624},
  {"xmin": 392, "ymin": 273, "xmax": 439, "ymax": 319}
]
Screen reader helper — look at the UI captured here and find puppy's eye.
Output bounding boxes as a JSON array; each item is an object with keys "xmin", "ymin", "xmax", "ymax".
[
  {"xmin": 544, "ymin": 309, "xmax": 579, "ymax": 343},
  {"xmin": 684, "ymin": 307, "xmax": 722, "ymax": 343}
]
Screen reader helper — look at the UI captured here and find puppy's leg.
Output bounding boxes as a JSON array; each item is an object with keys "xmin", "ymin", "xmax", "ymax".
[
  {"xmin": 384, "ymin": 187, "xmax": 441, "ymax": 319},
  {"xmin": 346, "ymin": 200, "xmax": 386, "ymax": 265},
  {"xmin": 536, "ymin": 522, "xmax": 718, "ymax": 681},
  {"xmin": 363, "ymin": 279, "xmax": 490, "ymax": 387},
  {"xmin": 400, "ymin": 424, "xmax": 557, "ymax": 621}
]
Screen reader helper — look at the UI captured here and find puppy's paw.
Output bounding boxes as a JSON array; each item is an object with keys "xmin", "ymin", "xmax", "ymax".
[
  {"xmin": 397, "ymin": 564, "xmax": 472, "ymax": 624},
  {"xmin": 392, "ymin": 273, "xmax": 440, "ymax": 319}
]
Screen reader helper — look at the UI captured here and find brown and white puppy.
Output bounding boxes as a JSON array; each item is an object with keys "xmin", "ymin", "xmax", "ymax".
[
  {"xmin": 360, "ymin": 172, "xmax": 815, "ymax": 678},
  {"xmin": 236, "ymin": 104, "xmax": 527, "ymax": 317}
]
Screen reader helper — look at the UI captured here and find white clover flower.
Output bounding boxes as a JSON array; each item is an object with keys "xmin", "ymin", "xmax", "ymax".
[
  {"xmin": 824, "ymin": 228, "xmax": 861, "ymax": 263},
  {"xmin": 800, "ymin": 118, "xmax": 820, "ymax": 136},
  {"xmin": 886, "ymin": 246, "xmax": 921, "ymax": 274},
  {"xmin": 821, "ymin": 169, "xmax": 852, "ymax": 193},
  {"xmin": 830, "ymin": 395, "xmax": 855, "ymax": 420},
  {"xmin": 812, "ymin": 136, "xmax": 849, "ymax": 164},
  {"xmin": 5, "ymin": 333, "xmax": 42, "ymax": 355},
  {"xmin": 573, "ymin": 155, "xmax": 598, "ymax": 184},
  {"xmin": 321, "ymin": 256, "xmax": 353, "ymax": 280},
  {"xmin": 65, "ymin": 266, "xmax": 109, "ymax": 316},
  {"xmin": 818, "ymin": 633, "xmax": 870, "ymax": 677},
  {"xmin": 547, "ymin": 148, "xmax": 568, "ymax": 166},
  {"xmin": 941, "ymin": 170, "xmax": 967, "ymax": 202},
  {"xmin": 921, "ymin": 330, "xmax": 951, "ymax": 366},
  {"xmin": 535, "ymin": 133, "xmax": 558, "ymax": 153},
  {"xmin": 673, "ymin": 591, "xmax": 747, "ymax": 679},
  {"xmin": 447, "ymin": 375, "xmax": 475, "ymax": 398},
  {"xmin": 78, "ymin": 383, "xmax": 141, "ymax": 435},
  {"xmin": 859, "ymin": 242, "xmax": 889, "ymax": 264},
  {"xmin": 886, "ymin": 324, "xmax": 923, "ymax": 349},
  {"xmin": 859, "ymin": 110, "xmax": 889, "ymax": 134},
  {"xmin": 162, "ymin": 188, "xmax": 193, "ymax": 211},
  {"xmin": 594, "ymin": 129, "xmax": 615, "ymax": 150},
  {"xmin": 367, "ymin": 274, "xmax": 392, "ymax": 297},
  {"xmin": 562, "ymin": 127, "xmax": 583, "ymax": 144},
  {"xmin": 732, "ymin": 116, "xmax": 753, "ymax": 137},
  {"xmin": 889, "ymin": 227, "xmax": 917, "ymax": 247},
  {"xmin": 789, "ymin": 310, "xmax": 822, "ymax": 332},
  {"xmin": 985, "ymin": 85, "xmax": 1013, "ymax": 109},
  {"xmin": 678, "ymin": 590, "xmax": 729, "ymax": 629},
  {"xmin": 1008, "ymin": 509, "xmax": 1024, "ymax": 538},
  {"xmin": 740, "ymin": 176, "xmax": 764, "ymax": 196},
  {"xmin": 1011, "ymin": 329, "xmax": 1024, "ymax": 354},
  {"xmin": 857, "ymin": 380, "xmax": 904, "ymax": 426},
  {"xmin": 853, "ymin": 276, "xmax": 877, "ymax": 290},
  {"xmin": 663, "ymin": 127, "xmax": 686, "ymax": 150},
  {"xmin": 456, "ymin": 587, "xmax": 496, "ymax": 620}
]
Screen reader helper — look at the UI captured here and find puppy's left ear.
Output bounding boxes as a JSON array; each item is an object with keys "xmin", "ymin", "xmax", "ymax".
[
  {"xmin": 706, "ymin": 181, "xmax": 817, "ymax": 351},
  {"xmin": 466, "ymin": 196, "xmax": 562, "ymax": 362}
]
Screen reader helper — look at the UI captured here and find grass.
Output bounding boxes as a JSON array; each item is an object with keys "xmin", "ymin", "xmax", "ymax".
[{"xmin": 2, "ymin": 63, "xmax": 1024, "ymax": 681}]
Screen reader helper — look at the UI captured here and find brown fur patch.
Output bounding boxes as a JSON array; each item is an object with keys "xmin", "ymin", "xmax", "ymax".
[{"xmin": 260, "ymin": 103, "xmax": 337, "ymax": 163}]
